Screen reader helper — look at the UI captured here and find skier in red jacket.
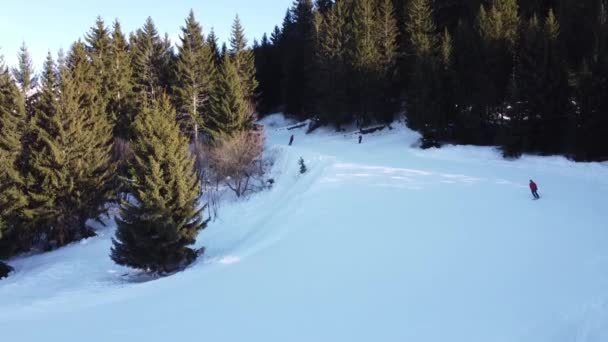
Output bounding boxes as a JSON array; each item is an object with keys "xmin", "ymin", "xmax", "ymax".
[{"xmin": 529, "ymin": 179, "xmax": 540, "ymax": 199}]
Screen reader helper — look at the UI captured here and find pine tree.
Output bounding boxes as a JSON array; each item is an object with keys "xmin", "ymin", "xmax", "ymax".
[
  {"xmin": 375, "ymin": 0, "xmax": 400, "ymax": 123},
  {"xmin": 207, "ymin": 53, "xmax": 250, "ymax": 141},
  {"xmin": 405, "ymin": 0, "xmax": 440, "ymax": 136},
  {"xmin": 207, "ymin": 28, "xmax": 222, "ymax": 67},
  {"xmin": 85, "ymin": 16, "xmax": 113, "ymax": 120},
  {"xmin": 281, "ymin": 0, "xmax": 316, "ymax": 117},
  {"xmin": 35, "ymin": 52, "xmax": 58, "ymax": 128},
  {"xmin": 27, "ymin": 43, "xmax": 115, "ymax": 247},
  {"xmin": 438, "ymin": 27, "xmax": 456, "ymax": 136},
  {"xmin": 229, "ymin": 15, "xmax": 258, "ymax": 102},
  {"xmin": 174, "ymin": 10, "xmax": 215, "ymax": 143},
  {"xmin": 109, "ymin": 20, "xmax": 135, "ymax": 140},
  {"xmin": 111, "ymin": 96, "xmax": 206, "ymax": 273},
  {"xmin": 11, "ymin": 42, "xmax": 37, "ymax": 114},
  {"xmin": 513, "ymin": 9, "xmax": 570, "ymax": 154},
  {"xmin": 350, "ymin": 0, "xmax": 381, "ymax": 122},
  {"xmin": 0, "ymin": 54, "xmax": 28, "ymax": 259},
  {"xmin": 131, "ymin": 17, "xmax": 170, "ymax": 103},
  {"xmin": 478, "ymin": 0, "xmax": 519, "ymax": 112},
  {"xmin": 315, "ymin": 0, "xmax": 349, "ymax": 126}
]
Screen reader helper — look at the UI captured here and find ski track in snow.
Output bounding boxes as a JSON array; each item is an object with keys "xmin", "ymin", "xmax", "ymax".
[{"xmin": 1, "ymin": 113, "xmax": 608, "ymax": 342}]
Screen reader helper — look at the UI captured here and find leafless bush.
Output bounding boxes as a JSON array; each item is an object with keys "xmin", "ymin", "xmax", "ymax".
[
  {"xmin": 112, "ymin": 137, "xmax": 133, "ymax": 165},
  {"xmin": 209, "ymin": 130, "xmax": 265, "ymax": 198}
]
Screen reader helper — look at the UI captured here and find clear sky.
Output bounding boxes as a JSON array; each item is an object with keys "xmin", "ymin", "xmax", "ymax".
[{"xmin": 1, "ymin": 0, "xmax": 293, "ymax": 70}]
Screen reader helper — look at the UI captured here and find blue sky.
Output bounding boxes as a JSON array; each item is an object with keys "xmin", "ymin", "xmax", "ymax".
[{"xmin": 1, "ymin": 0, "xmax": 293, "ymax": 69}]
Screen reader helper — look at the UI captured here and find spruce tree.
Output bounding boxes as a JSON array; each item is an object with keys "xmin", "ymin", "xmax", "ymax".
[
  {"xmin": 229, "ymin": 15, "xmax": 258, "ymax": 102},
  {"xmin": 85, "ymin": 16, "xmax": 113, "ymax": 120},
  {"xmin": 11, "ymin": 42, "xmax": 37, "ymax": 114},
  {"xmin": 174, "ymin": 10, "xmax": 215, "ymax": 143},
  {"xmin": 27, "ymin": 43, "xmax": 115, "ymax": 247},
  {"xmin": 349, "ymin": 0, "xmax": 381, "ymax": 126},
  {"xmin": 109, "ymin": 20, "xmax": 135, "ymax": 140},
  {"xmin": 131, "ymin": 17, "xmax": 170, "ymax": 103},
  {"xmin": 207, "ymin": 28, "xmax": 222, "ymax": 67},
  {"xmin": 437, "ymin": 27, "xmax": 456, "ymax": 137},
  {"xmin": 111, "ymin": 96, "xmax": 206, "ymax": 273},
  {"xmin": 207, "ymin": 53, "xmax": 250, "ymax": 141},
  {"xmin": 0, "ymin": 55, "xmax": 28, "ymax": 259},
  {"xmin": 478, "ymin": 0, "xmax": 519, "ymax": 113},
  {"xmin": 315, "ymin": 0, "xmax": 349, "ymax": 126},
  {"xmin": 405, "ymin": 0, "xmax": 440, "ymax": 136},
  {"xmin": 280, "ymin": 1, "xmax": 316, "ymax": 117}
]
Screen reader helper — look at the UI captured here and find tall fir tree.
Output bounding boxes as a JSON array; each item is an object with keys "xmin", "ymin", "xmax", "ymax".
[
  {"xmin": 207, "ymin": 53, "xmax": 250, "ymax": 141},
  {"xmin": 85, "ymin": 17, "xmax": 113, "ymax": 122},
  {"xmin": 405, "ymin": 0, "xmax": 440, "ymax": 138},
  {"xmin": 26, "ymin": 43, "xmax": 115, "ymax": 247},
  {"xmin": 478, "ymin": 0, "xmax": 519, "ymax": 113},
  {"xmin": 315, "ymin": 0, "xmax": 349, "ymax": 126},
  {"xmin": 375, "ymin": 0, "xmax": 400, "ymax": 123},
  {"xmin": 206, "ymin": 28, "xmax": 222, "ymax": 67},
  {"xmin": 0, "ymin": 55, "xmax": 28, "ymax": 259},
  {"xmin": 281, "ymin": 0, "xmax": 316, "ymax": 117},
  {"xmin": 229, "ymin": 15, "xmax": 258, "ymax": 103},
  {"xmin": 349, "ymin": 0, "xmax": 382, "ymax": 126},
  {"xmin": 111, "ymin": 96, "xmax": 206, "ymax": 273},
  {"xmin": 109, "ymin": 20, "xmax": 135, "ymax": 140},
  {"xmin": 11, "ymin": 42, "xmax": 37, "ymax": 114},
  {"xmin": 130, "ymin": 17, "xmax": 172, "ymax": 104},
  {"xmin": 174, "ymin": 10, "xmax": 216, "ymax": 143}
]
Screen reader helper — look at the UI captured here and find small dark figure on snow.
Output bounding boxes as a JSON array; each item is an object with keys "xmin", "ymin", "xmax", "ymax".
[
  {"xmin": 299, "ymin": 157, "xmax": 307, "ymax": 174},
  {"xmin": 529, "ymin": 179, "xmax": 540, "ymax": 199},
  {"xmin": 358, "ymin": 135, "xmax": 362, "ymax": 144},
  {"xmin": 289, "ymin": 135, "xmax": 294, "ymax": 146}
]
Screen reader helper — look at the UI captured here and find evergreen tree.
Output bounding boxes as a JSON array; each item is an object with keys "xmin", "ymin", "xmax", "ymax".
[
  {"xmin": 26, "ymin": 43, "xmax": 115, "ymax": 247},
  {"xmin": 109, "ymin": 20, "xmax": 135, "ymax": 140},
  {"xmin": 254, "ymin": 33, "xmax": 282, "ymax": 114},
  {"xmin": 207, "ymin": 28, "xmax": 222, "ymax": 66},
  {"xmin": 315, "ymin": 0, "xmax": 349, "ymax": 126},
  {"xmin": 0, "ymin": 55, "xmax": 28, "ymax": 258},
  {"xmin": 405, "ymin": 0, "xmax": 440, "ymax": 137},
  {"xmin": 350, "ymin": 0, "xmax": 381, "ymax": 124},
  {"xmin": 174, "ymin": 10, "xmax": 215, "ymax": 143},
  {"xmin": 375, "ymin": 0, "xmax": 400, "ymax": 123},
  {"xmin": 207, "ymin": 53, "xmax": 250, "ymax": 141},
  {"xmin": 131, "ymin": 17, "xmax": 171, "ymax": 103},
  {"xmin": 11, "ymin": 42, "xmax": 37, "ymax": 113},
  {"xmin": 85, "ymin": 16, "xmax": 113, "ymax": 119},
  {"xmin": 111, "ymin": 96, "xmax": 206, "ymax": 273},
  {"xmin": 513, "ymin": 10, "xmax": 570, "ymax": 154},
  {"xmin": 437, "ymin": 27, "xmax": 456, "ymax": 137},
  {"xmin": 35, "ymin": 52, "xmax": 59, "ymax": 128},
  {"xmin": 478, "ymin": 0, "xmax": 519, "ymax": 113},
  {"xmin": 281, "ymin": 1, "xmax": 316, "ymax": 117},
  {"xmin": 229, "ymin": 15, "xmax": 258, "ymax": 102}
]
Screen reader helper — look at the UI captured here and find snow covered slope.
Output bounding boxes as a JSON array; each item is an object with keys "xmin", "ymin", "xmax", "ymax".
[{"xmin": 1, "ymin": 114, "xmax": 608, "ymax": 342}]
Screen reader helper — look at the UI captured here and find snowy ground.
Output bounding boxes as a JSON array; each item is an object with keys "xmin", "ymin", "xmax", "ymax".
[{"xmin": 1, "ymin": 114, "xmax": 608, "ymax": 342}]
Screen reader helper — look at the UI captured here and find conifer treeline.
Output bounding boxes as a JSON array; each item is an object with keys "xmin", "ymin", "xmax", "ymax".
[
  {"xmin": 255, "ymin": 0, "xmax": 608, "ymax": 160},
  {"xmin": 0, "ymin": 11, "xmax": 257, "ymax": 275}
]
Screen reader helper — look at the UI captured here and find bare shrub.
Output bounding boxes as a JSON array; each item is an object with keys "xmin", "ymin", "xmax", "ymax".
[
  {"xmin": 112, "ymin": 137, "xmax": 134, "ymax": 165},
  {"xmin": 209, "ymin": 130, "xmax": 265, "ymax": 198}
]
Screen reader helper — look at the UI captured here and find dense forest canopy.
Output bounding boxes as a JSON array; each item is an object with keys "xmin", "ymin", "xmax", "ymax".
[{"xmin": 254, "ymin": 0, "xmax": 608, "ymax": 160}]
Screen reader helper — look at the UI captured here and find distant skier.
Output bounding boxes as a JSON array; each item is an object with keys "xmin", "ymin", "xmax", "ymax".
[
  {"xmin": 289, "ymin": 135, "xmax": 294, "ymax": 146},
  {"xmin": 358, "ymin": 135, "xmax": 362, "ymax": 144},
  {"xmin": 529, "ymin": 179, "xmax": 540, "ymax": 199}
]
